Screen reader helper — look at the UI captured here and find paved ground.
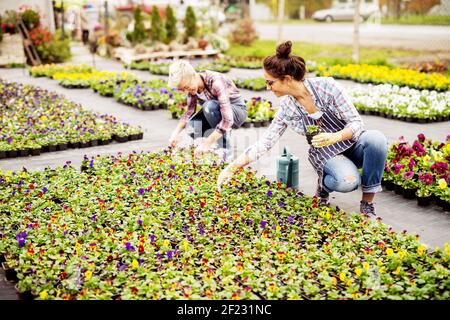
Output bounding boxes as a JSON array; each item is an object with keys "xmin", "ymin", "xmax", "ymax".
[
  {"xmin": 1, "ymin": 43, "xmax": 449, "ymax": 299},
  {"xmin": 252, "ymin": 22, "xmax": 450, "ymax": 52}
]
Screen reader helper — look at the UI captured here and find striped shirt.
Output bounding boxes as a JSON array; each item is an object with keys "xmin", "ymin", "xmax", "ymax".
[
  {"xmin": 245, "ymin": 77, "xmax": 364, "ymax": 161},
  {"xmin": 180, "ymin": 70, "xmax": 242, "ymax": 134}
]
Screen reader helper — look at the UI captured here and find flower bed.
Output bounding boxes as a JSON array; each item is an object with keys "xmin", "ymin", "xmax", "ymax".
[
  {"xmin": 148, "ymin": 62, "xmax": 170, "ymax": 76},
  {"xmin": 91, "ymin": 72, "xmax": 138, "ymax": 97},
  {"xmin": 125, "ymin": 61, "xmax": 151, "ymax": 71},
  {"xmin": 216, "ymin": 57, "xmax": 262, "ymax": 69},
  {"xmin": 0, "ymin": 148, "xmax": 449, "ymax": 300},
  {"xmin": 242, "ymin": 97, "xmax": 277, "ymax": 128},
  {"xmin": 196, "ymin": 62, "xmax": 231, "ymax": 73},
  {"xmin": 0, "ymin": 80, "xmax": 143, "ymax": 159},
  {"xmin": 29, "ymin": 64, "xmax": 93, "ymax": 78},
  {"xmin": 349, "ymin": 84, "xmax": 450, "ymax": 122},
  {"xmin": 234, "ymin": 77, "xmax": 267, "ymax": 91},
  {"xmin": 314, "ymin": 64, "xmax": 450, "ymax": 91},
  {"xmin": 113, "ymin": 79, "xmax": 186, "ymax": 111},
  {"xmin": 383, "ymin": 134, "xmax": 450, "ymax": 211}
]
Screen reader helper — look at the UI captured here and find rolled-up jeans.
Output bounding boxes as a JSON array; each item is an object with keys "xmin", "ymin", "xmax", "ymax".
[
  {"xmin": 322, "ymin": 130, "xmax": 388, "ymax": 194},
  {"xmin": 187, "ymin": 97, "xmax": 247, "ymax": 149}
]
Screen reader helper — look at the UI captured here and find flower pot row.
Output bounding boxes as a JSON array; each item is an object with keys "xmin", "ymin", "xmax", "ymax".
[
  {"xmin": 0, "ymin": 134, "xmax": 144, "ymax": 160},
  {"xmin": 382, "ymin": 180, "xmax": 450, "ymax": 211},
  {"xmin": 358, "ymin": 109, "xmax": 450, "ymax": 123},
  {"xmin": 117, "ymin": 98, "xmax": 168, "ymax": 111},
  {"xmin": 241, "ymin": 121, "xmax": 271, "ymax": 128}
]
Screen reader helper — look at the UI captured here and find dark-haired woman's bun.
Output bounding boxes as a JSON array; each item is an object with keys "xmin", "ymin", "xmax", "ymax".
[{"xmin": 276, "ymin": 41, "xmax": 292, "ymax": 59}]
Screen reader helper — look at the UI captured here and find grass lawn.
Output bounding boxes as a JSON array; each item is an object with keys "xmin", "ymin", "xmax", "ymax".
[{"xmin": 225, "ymin": 39, "xmax": 426, "ymax": 66}]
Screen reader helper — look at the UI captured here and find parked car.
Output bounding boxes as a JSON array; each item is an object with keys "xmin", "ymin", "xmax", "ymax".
[{"xmin": 312, "ymin": 3, "xmax": 379, "ymax": 22}]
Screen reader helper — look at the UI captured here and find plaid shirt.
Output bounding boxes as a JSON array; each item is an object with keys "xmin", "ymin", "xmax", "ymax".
[
  {"xmin": 180, "ymin": 70, "xmax": 241, "ymax": 134},
  {"xmin": 245, "ymin": 77, "xmax": 365, "ymax": 161}
]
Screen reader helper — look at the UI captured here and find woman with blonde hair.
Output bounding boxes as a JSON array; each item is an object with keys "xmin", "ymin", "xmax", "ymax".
[
  {"xmin": 167, "ymin": 60, "xmax": 247, "ymax": 160},
  {"xmin": 217, "ymin": 41, "xmax": 388, "ymax": 218}
]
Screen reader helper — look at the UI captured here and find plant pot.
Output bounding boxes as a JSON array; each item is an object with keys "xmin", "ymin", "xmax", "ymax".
[
  {"xmin": 143, "ymin": 105, "xmax": 153, "ymax": 111},
  {"xmin": 262, "ymin": 121, "xmax": 271, "ymax": 127},
  {"xmin": 2, "ymin": 262, "xmax": 18, "ymax": 282},
  {"xmin": 242, "ymin": 122, "xmax": 251, "ymax": 128},
  {"xmin": 31, "ymin": 148, "xmax": 41, "ymax": 156},
  {"xmin": 417, "ymin": 196, "xmax": 432, "ymax": 207},
  {"xmin": 90, "ymin": 140, "xmax": 98, "ymax": 147},
  {"xmin": 386, "ymin": 114, "xmax": 393, "ymax": 119},
  {"xmin": 405, "ymin": 117, "xmax": 413, "ymax": 123},
  {"xmin": 383, "ymin": 180, "xmax": 395, "ymax": 191},
  {"xmin": 129, "ymin": 134, "xmax": 139, "ymax": 141},
  {"xmin": 0, "ymin": 254, "xmax": 5, "ymax": 263},
  {"xmin": 16, "ymin": 285, "xmax": 34, "ymax": 301},
  {"xmin": 19, "ymin": 149, "xmax": 29, "ymax": 157},
  {"xmin": 115, "ymin": 136, "xmax": 129, "ymax": 143},
  {"xmin": 417, "ymin": 118, "xmax": 427, "ymax": 124},
  {"xmin": 80, "ymin": 142, "xmax": 90, "ymax": 148},
  {"xmin": 136, "ymin": 132, "xmax": 143, "ymax": 140},
  {"xmin": 306, "ymin": 133, "xmax": 319, "ymax": 145},
  {"xmin": 69, "ymin": 142, "xmax": 80, "ymax": 149},
  {"xmin": 402, "ymin": 187, "xmax": 417, "ymax": 199},
  {"xmin": 394, "ymin": 184, "xmax": 404, "ymax": 195},
  {"xmin": 58, "ymin": 143, "xmax": 68, "ymax": 151},
  {"xmin": 171, "ymin": 112, "xmax": 179, "ymax": 119},
  {"xmin": 0, "ymin": 151, "xmax": 5, "ymax": 159},
  {"xmin": 436, "ymin": 198, "xmax": 450, "ymax": 212},
  {"xmin": 253, "ymin": 121, "xmax": 262, "ymax": 128},
  {"xmin": 7, "ymin": 150, "xmax": 18, "ymax": 158},
  {"xmin": 48, "ymin": 145, "xmax": 58, "ymax": 152}
]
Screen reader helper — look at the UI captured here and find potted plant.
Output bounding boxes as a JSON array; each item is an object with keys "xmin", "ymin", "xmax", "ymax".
[
  {"xmin": 305, "ymin": 125, "xmax": 321, "ymax": 145},
  {"xmin": 415, "ymin": 173, "xmax": 433, "ymax": 206},
  {"xmin": 401, "ymin": 171, "xmax": 417, "ymax": 199}
]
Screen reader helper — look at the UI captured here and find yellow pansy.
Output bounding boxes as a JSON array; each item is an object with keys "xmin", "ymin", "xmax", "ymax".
[
  {"xmin": 444, "ymin": 243, "xmax": 450, "ymax": 256},
  {"xmin": 339, "ymin": 272, "xmax": 346, "ymax": 281},
  {"xmin": 163, "ymin": 240, "xmax": 170, "ymax": 247},
  {"xmin": 39, "ymin": 291, "xmax": 48, "ymax": 300},
  {"xmin": 377, "ymin": 259, "xmax": 383, "ymax": 266},
  {"xmin": 417, "ymin": 245, "xmax": 427, "ymax": 256},
  {"xmin": 183, "ymin": 240, "xmax": 189, "ymax": 251},
  {"xmin": 379, "ymin": 266, "xmax": 386, "ymax": 274},
  {"xmin": 393, "ymin": 266, "xmax": 401, "ymax": 275},
  {"xmin": 355, "ymin": 267, "xmax": 362, "ymax": 277},
  {"xmin": 398, "ymin": 250, "xmax": 407, "ymax": 260},
  {"xmin": 131, "ymin": 259, "xmax": 139, "ymax": 269},
  {"xmin": 331, "ymin": 277, "xmax": 337, "ymax": 285},
  {"xmin": 275, "ymin": 225, "xmax": 281, "ymax": 232},
  {"xmin": 438, "ymin": 179, "xmax": 447, "ymax": 189},
  {"xmin": 21, "ymin": 172, "xmax": 27, "ymax": 178},
  {"xmin": 85, "ymin": 270, "xmax": 93, "ymax": 280},
  {"xmin": 386, "ymin": 248, "xmax": 394, "ymax": 257},
  {"xmin": 362, "ymin": 262, "xmax": 370, "ymax": 270}
]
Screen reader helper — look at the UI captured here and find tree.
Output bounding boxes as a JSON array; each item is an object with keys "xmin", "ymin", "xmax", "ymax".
[
  {"xmin": 184, "ymin": 5, "xmax": 197, "ymax": 42},
  {"xmin": 165, "ymin": 5, "xmax": 177, "ymax": 43},
  {"xmin": 127, "ymin": 7, "xmax": 146, "ymax": 45},
  {"xmin": 151, "ymin": 6, "xmax": 165, "ymax": 42}
]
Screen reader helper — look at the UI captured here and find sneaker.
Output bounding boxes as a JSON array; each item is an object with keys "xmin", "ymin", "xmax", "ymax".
[
  {"xmin": 360, "ymin": 200, "xmax": 376, "ymax": 220},
  {"xmin": 315, "ymin": 187, "xmax": 330, "ymax": 206}
]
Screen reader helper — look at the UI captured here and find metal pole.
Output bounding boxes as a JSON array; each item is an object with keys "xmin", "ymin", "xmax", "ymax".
[
  {"xmin": 61, "ymin": 0, "xmax": 65, "ymax": 40},
  {"xmin": 104, "ymin": 0, "xmax": 109, "ymax": 35},
  {"xmin": 352, "ymin": 0, "xmax": 360, "ymax": 63},
  {"xmin": 277, "ymin": 0, "xmax": 285, "ymax": 43}
]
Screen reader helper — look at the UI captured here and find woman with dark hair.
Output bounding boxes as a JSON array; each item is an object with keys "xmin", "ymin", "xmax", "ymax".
[{"xmin": 217, "ymin": 41, "xmax": 388, "ymax": 218}]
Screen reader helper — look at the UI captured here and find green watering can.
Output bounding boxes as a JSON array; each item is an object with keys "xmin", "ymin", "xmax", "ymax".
[{"xmin": 276, "ymin": 146, "xmax": 299, "ymax": 189}]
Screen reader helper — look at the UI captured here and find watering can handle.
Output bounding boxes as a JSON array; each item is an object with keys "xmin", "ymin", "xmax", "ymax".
[
  {"xmin": 283, "ymin": 146, "xmax": 291, "ymax": 159},
  {"xmin": 287, "ymin": 159, "xmax": 293, "ymax": 188}
]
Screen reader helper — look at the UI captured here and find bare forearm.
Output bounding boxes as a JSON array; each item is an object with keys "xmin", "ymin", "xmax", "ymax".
[
  {"xmin": 228, "ymin": 153, "xmax": 252, "ymax": 172},
  {"xmin": 339, "ymin": 127, "xmax": 354, "ymax": 141},
  {"xmin": 205, "ymin": 130, "xmax": 223, "ymax": 145}
]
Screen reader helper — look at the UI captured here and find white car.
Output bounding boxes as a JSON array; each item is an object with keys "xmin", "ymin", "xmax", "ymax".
[{"xmin": 312, "ymin": 3, "xmax": 379, "ymax": 22}]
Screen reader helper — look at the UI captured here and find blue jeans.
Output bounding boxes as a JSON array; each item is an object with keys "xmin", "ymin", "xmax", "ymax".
[
  {"xmin": 322, "ymin": 130, "xmax": 388, "ymax": 194},
  {"xmin": 188, "ymin": 98, "xmax": 247, "ymax": 149}
]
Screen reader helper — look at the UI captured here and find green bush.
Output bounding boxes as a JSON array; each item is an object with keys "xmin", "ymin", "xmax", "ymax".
[
  {"xmin": 21, "ymin": 9, "xmax": 40, "ymax": 31},
  {"xmin": 151, "ymin": 5, "xmax": 164, "ymax": 42},
  {"xmin": 36, "ymin": 31, "xmax": 71, "ymax": 63},
  {"xmin": 184, "ymin": 5, "xmax": 196, "ymax": 42},
  {"xmin": 165, "ymin": 5, "xmax": 177, "ymax": 43},
  {"xmin": 128, "ymin": 7, "xmax": 147, "ymax": 45}
]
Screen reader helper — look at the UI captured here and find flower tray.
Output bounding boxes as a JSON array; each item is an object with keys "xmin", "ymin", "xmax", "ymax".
[{"xmin": 2, "ymin": 262, "xmax": 18, "ymax": 282}]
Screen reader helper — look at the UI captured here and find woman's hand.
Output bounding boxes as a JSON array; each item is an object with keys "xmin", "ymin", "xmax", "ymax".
[
  {"xmin": 217, "ymin": 166, "xmax": 235, "ymax": 192},
  {"xmin": 194, "ymin": 140, "xmax": 214, "ymax": 157},
  {"xmin": 312, "ymin": 132, "xmax": 343, "ymax": 148},
  {"xmin": 168, "ymin": 132, "xmax": 179, "ymax": 148}
]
